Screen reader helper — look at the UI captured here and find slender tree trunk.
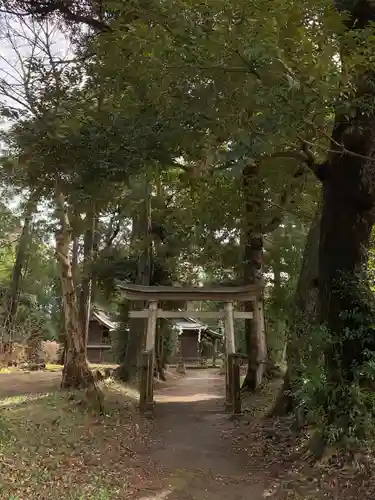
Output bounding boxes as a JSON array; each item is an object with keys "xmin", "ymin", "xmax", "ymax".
[
  {"xmin": 273, "ymin": 266, "xmax": 281, "ymax": 293},
  {"xmin": 271, "ymin": 209, "xmax": 320, "ymax": 417},
  {"xmin": 55, "ymin": 188, "xmax": 97, "ymax": 391},
  {"xmin": 241, "ymin": 162, "xmax": 267, "ymax": 391},
  {"xmin": 3, "ymin": 191, "xmax": 38, "ymax": 342},
  {"xmin": 115, "ymin": 176, "xmax": 153, "ymax": 382},
  {"xmin": 154, "ymin": 325, "xmax": 166, "ymax": 380},
  {"xmin": 265, "ymin": 258, "xmax": 283, "ymax": 375},
  {"xmin": 91, "ymin": 215, "xmax": 100, "ymax": 302},
  {"xmin": 62, "ymin": 218, "xmax": 80, "ymax": 366},
  {"xmin": 72, "ymin": 233, "xmax": 79, "ymax": 288},
  {"xmin": 79, "ymin": 208, "xmax": 95, "ymax": 346}
]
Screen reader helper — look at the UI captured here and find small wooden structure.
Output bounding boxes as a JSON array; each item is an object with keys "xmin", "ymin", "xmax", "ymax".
[
  {"xmin": 169, "ymin": 317, "xmax": 222, "ymax": 366},
  {"xmin": 116, "ymin": 282, "xmax": 263, "ymax": 414},
  {"xmin": 87, "ymin": 308, "xmax": 118, "ymax": 363}
]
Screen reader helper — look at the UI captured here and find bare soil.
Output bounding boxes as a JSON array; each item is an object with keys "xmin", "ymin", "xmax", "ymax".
[{"xmin": 0, "ymin": 370, "xmax": 61, "ymax": 398}]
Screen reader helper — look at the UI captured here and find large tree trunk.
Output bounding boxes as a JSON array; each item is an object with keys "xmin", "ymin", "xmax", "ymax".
[
  {"xmin": 55, "ymin": 188, "xmax": 97, "ymax": 392},
  {"xmin": 320, "ymin": 127, "xmax": 375, "ymax": 400},
  {"xmin": 272, "ymin": 5, "xmax": 375, "ymax": 442},
  {"xmin": 307, "ymin": 124, "xmax": 375, "ymax": 450},
  {"xmin": 241, "ymin": 162, "xmax": 267, "ymax": 391},
  {"xmin": 271, "ymin": 208, "xmax": 320, "ymax": 417},
  {"xmin": 314, "ymin": 5, "xmax": 375, "ymax": 441},
  {"xmin": 3, "ymin": 191, "xmax": 38, "ymax": 342}
]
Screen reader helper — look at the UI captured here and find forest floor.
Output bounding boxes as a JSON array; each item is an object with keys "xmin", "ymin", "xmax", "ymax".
[{"xmin": 0, "ymin": 369, "xmax": 373, "ymax": 499}]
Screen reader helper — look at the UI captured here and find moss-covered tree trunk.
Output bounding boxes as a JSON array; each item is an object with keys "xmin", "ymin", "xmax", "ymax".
[{"xmin": 55, "ymin": 188, "xmax": 97, "ymax": 391}]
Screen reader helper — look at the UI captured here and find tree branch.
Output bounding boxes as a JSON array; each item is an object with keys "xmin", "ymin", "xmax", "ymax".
[
  {"xmin": 2, "ymin": 1, "xmax": 112, "ymax": 32},
  {"xmin": 263, "ymin": 164, "xmax": 306, "ymax": 234},
  {"xmin": 298, "ymin": 140, "xmax": 329, "ymax": 182},
  {"xmin": 105, "ymin": 218, "xmax": 121, "ymax": 248}
]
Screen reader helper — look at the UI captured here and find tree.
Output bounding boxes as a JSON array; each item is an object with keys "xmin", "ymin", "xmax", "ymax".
[
  {"xmin": 2, "ymin": 189, "xmax": 39, "ymax": 337},
  {"xmin": 4, "ymin": 0, "xmax": 375, "ymax": 444},
  {"xmin": 0, "ymin": 14, "xmax": 105, "ymax": 387},
  {"xmin": 309, "ymin": 1, "xmax": 375, "ymax": 444}
]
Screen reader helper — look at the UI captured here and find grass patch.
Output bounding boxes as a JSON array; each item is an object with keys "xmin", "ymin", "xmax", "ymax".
[
  {"xmin": 2, "ymin": 363, "xmax": 119, "ymax": 374},
  {"xmin": 0, "ymin": 366, "xmax": 19, "ymax": 374},
  {"xmin": 0, "ymin": 382, "xmax": 149, "ymax": 499},
  {"xmin": 45, "ymin": 364, "xmax": 63, "ymax": 372},
  {"xmin": 0, "ymin": 392, "xmax": 53, "ymax": 409}
]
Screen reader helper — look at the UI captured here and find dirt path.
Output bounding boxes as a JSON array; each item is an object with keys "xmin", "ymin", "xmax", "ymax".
[
  {"xmin": 135, "ymin": 370, "xmax": 266, "ymax": 500},
  {"xmin": 0, "ymin": 371, "xmax": 61, "ymax": 398}
]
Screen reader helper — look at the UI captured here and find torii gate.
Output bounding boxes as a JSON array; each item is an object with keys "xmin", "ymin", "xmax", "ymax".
[{"xmin": 116, "ymin": 282, "xmax": 264, "ymax": 414}]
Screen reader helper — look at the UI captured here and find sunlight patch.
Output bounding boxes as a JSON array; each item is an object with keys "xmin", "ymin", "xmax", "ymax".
[
  {"xmin": 0, "ymin": 392, "xmax": 52, "ymax": 408},
  {"xmin": 138, "ymin": 489, "xmax": 172, "ymax": 500},
  {"xmin": 156, "ymin": 393, "xmax": 222, "ymax": 403},
  {"xmin": 105, "ymin": 380, "xmax": 139, "ymax": 401}
]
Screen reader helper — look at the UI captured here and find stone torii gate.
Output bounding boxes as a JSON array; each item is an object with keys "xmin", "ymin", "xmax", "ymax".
[{"xmin": 116, "ymin": 282, "xmax": 264, "ymax": 414}]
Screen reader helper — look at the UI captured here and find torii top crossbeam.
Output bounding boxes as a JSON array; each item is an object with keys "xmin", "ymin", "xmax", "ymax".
[{"xmin": 115, "ymin": 281, "xmax": 262, "ymax": 302}]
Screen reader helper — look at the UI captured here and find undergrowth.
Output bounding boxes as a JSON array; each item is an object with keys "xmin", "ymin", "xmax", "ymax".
[{"xmin": 294, "ymin": 305, "xmax": 375, "ymax": 451}]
